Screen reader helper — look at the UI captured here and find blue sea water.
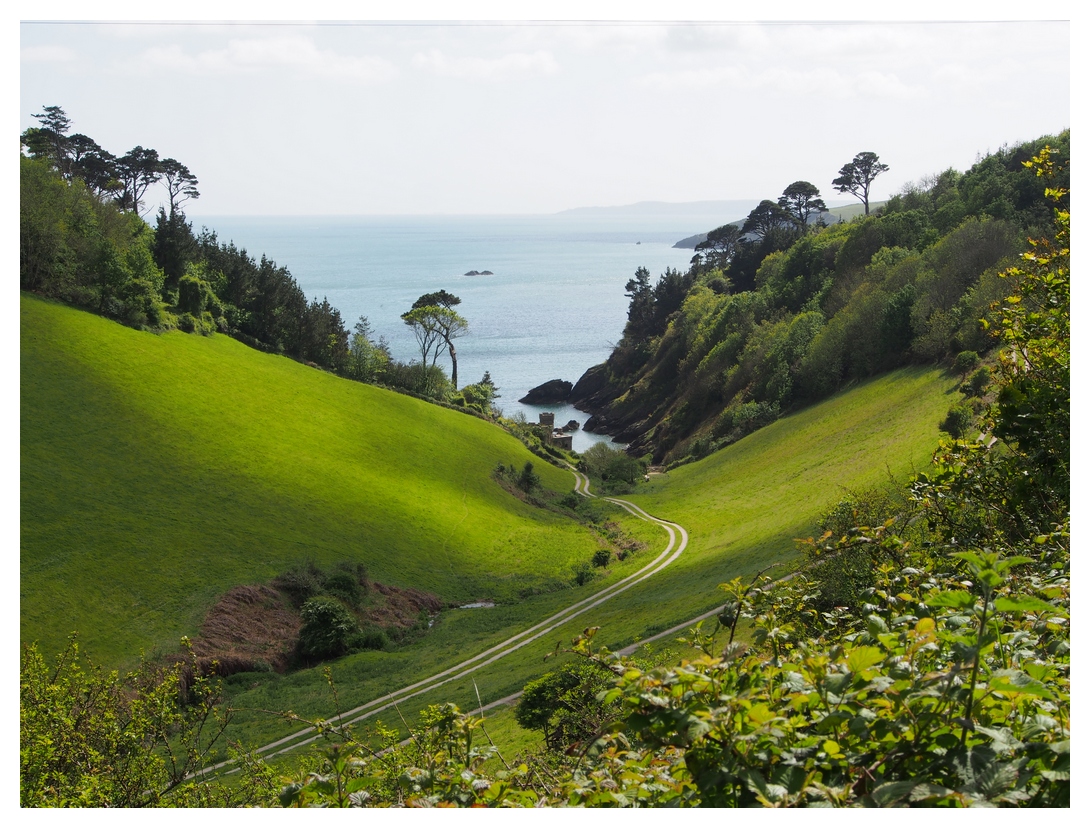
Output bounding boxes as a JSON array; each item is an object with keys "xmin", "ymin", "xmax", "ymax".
[{"xmin": 190, "ymin": 213, "xmax": 722, "ymax": 452}]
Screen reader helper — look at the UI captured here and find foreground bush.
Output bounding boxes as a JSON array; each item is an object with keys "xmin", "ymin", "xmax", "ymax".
[{"xmin": 20, "ymin": 638, "xmax": 276, "ymax": 807}]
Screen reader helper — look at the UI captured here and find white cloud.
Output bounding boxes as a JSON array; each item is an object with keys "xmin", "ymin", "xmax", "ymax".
[
  {"xmin": 411, "ymin": 48, "xmax": 559, "ymax": 80},
  {"xmin": 21, "ymin": 45, "xmax": 77, "ymax": 63},
  {"xmin": 639, "ymin": 62, "xmax": 922, "ymax": 101},
  {"xmin": 137, "ymin": 36, "xmax": 397, "ymax": 83}
]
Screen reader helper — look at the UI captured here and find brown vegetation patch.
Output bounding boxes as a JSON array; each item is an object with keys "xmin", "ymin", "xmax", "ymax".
[
  {"xmin": 364, "ymin": 583, "xmax": 444, "ymax": 629},
  {"xmin": 182, "ymin": 580, "xmax": 443, "ymax": 678},
  {"xmin": 191, "ymin": 584, "xmax": 300, "ymax": 674}
]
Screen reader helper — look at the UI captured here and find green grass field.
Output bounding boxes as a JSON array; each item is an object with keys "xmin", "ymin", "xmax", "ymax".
[
  {"xmin": 22, "ymin": 293, "xmax": 960, "ymax": 760},
  {"xmin": 21, "ymin": 294, "xmax": 607, "ymax": 664},
  {"xmin": 588, "ymin": 365, "xmax": 961, "ymax": 637},
  {"xmin": 211, "ymin": 366, "xmax": 958, "ymax": 755}
]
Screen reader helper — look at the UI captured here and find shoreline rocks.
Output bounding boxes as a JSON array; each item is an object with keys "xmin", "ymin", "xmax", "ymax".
[{"xmin": 519, "ymin": 378, "xmax": 573, "ymax": 405}]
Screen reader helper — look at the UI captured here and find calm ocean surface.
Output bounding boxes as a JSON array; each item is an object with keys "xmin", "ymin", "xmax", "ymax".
[{"xmin": 191, "ymin": 213, "xmax": 723, "ymax": 451}]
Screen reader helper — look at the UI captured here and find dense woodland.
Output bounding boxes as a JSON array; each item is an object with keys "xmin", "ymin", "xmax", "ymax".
[
  {"xmin": 20, "ymin": 109, "xmax": 1069, "ymax": 807},
  {"xmin": 572, "ymin": 132, "xmax": 1070, "ymax": 465}
]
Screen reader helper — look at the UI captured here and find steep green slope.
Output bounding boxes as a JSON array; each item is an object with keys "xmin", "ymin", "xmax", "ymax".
[
  {"xmin": 21, "ymin": 294, "xmax": 598, "ymax": 664},
  {"xmin": 527, "ymin": 366, "xmax": 960, "ymax": 655},
  {"xmin": 632, "ymin": 365, "xmax": 957, "ymax": 567},
  {"xmin": 214, "ymin": 365, "xmax": 958, "ymax": 752},
  {"xmin": 571, "ymin": 132, "xmax": 1068, "ymax": 464}
]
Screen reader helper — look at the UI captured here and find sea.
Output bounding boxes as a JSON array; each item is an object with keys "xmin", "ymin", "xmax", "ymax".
[{"xmin": 189, "ymin": 211, "xmax": 730, "ymax": 452}]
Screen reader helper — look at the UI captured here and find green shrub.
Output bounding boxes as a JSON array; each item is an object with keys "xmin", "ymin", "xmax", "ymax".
[
  {"xmin": 350, "ymin": 625, "xmax": 390, "ymax": 652},
  {"xmin": 953, "ymin": 349, "xmax": 980, "ymax": 375},
  {"xmin": 178, "ymin": 273, "xmax": 216, "ymax": 317},
  {"xmin": 714, "ymin": 400, "xmax": 780, "ymax": 441},
  {"xmin": 321, "ymin": 569, "xmax": 363, "ymax": 608},
  {"xmin": 298, "ymin": 596, "xmax": 357, "ymax": 660},
  {"xmin": 514, "ymin": 662, "xmax": 616, "ymax": 750},
  {"xmin": 273, "ymin": 561, "xmax": 324, "ymax": 607},
  {"xmin": 580, "ymin": 442, "xmax": 642, "ymax": 484},
  {"xmin": 517, "ymin": 461, "xmax": 539, "ymax": 492},
  {"xmin": 966, "ymin": 365, "xmax": 991, "ymax": 396},
  {"xmin": 557, "ymin": 491, "xmax": 583, "ymax": 511},
  {"xmin": 591, "ymin": 549, "xmax": 611, "ymax": 568},
  {"xmin": 571, "ymin": 562, "xmax": 595, "ymax": 587},
  {"xmin": 940, "ymin": 403, "xmax": 975, "ymax": 438}
]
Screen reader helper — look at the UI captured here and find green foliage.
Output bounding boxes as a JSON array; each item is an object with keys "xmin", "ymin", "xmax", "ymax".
[
  {"xmin": 20, "ymin": 637, "xmax": 276, "ymax": 807},
  {"xmin": 571, "ymin": 561, "xmax": 596, "ymax": 587},
  {"xmin": 345, "ymin": 316, "xmax": 390, "ymax": 384},
  {"xmin": 580, "ymin": 442, "xmax": 643, "ymax": 485},
  {"xmin": 989, "ymin": 148, "xmax": 1069, "ymax": 504},
  {"xmin": 714, "ymin": 399, "xmax": 780, "ymax": 442},
  {"xmin": 21, "ymin": 120, "xmax": 355, "ymax": 370},
  {"xmin": 964, "ymin": 365, "xmax": 991, "ymax": 397},
  {"xmin": 517, "ymin": 461, "xmax": 540, "ymax": 493},
  {"xmin": 558, "ymin": 490, "xmax": 584, "ymax": 511},
  {"xmin": 940, "ymin": 403, "xmax": 975, "ymax": 438},
  {"xmin": 591, "ymin": 549, "xmax": 612, "ymax": 568},
  {"xmin": 575, "ymin": 133, "xmax": 1065, "ymax": 464},
  {"xmin": 280, "ymin": 703, "xmax": 542, "ymax": 807},
  {"xmin": 323, "ymin": 563, "xmax": 370, "ymax": 609},
  {"xmin": 457, "ymin": 371, "xmax": 501, "ymax": 416},
  {"xmin": 298, "ymin": 597, "xmax": 359, "ymax": 661},
  {"xmin": 349, "ymin": 625, "xmax": 391, "ymax": 652},
  {"xmin": 953, "ymin": 349, "xmax": 980, "ymax": 375},
  {"xmin": 622, "ymin": 266, "xmax": 694, "ymax": 344},
  {"xmin": 514, "ymin": 662, "xmax": 617, "ymax": 750},
  {"xmin": 804, "ymin": 486, "xmax": 916, "ymax": 614},
  {"xmin": 557, "ymin": 532, "xmax": 1068, "ymax": 805},
  {"xmin": 21, "ymin": 156, "xmax": 170, "ymax": 329},
  {"xmin": 381, "ymin": 359, "xmax": 453, "ymax": 399}
]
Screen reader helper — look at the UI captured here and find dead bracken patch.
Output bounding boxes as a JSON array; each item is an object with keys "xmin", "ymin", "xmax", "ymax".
[
  {"xmin": 191, "ymin": 584, "xmax": 300, "ymax": 674},
  {"xmin": 366, "ymin": 582, "xmax": 443, "ymax": 629},
  {"xmin": 182, "ymin": 579, "xmax": 444, "ymax": 678}
]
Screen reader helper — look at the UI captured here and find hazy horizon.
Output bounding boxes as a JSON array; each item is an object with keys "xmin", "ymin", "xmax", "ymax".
[{"xmin": 20, "ymin": 12, "xmax": 1070, "ymax": 219}]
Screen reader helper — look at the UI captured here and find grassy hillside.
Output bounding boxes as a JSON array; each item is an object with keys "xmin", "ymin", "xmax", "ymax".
[
  {"xmin": 527, "ymin": 365, "xmax": 960, "ymax": 654},
  {"xmin": 20, "ymin": 294, "xmax": 603, "ymax": 664},
  {"xmin": 21, "ymin": 292, "xmax": 959, "ymax": 757},
  {"xmin": 214, "ymin": 364, "xmax": 958, "ymax": 752}
]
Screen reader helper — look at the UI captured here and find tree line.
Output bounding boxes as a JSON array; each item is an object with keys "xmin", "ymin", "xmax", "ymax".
[
  {"xmin": 571, "ymin": 133, "xmax": 1070, "ymax": 465},
  {"xmin": 20, "ymin": 105, "xmax": 493, "ymax": 411},
  {"xmin": 22, "ymin": 105, "xmax": 200, "ymax": 217}
]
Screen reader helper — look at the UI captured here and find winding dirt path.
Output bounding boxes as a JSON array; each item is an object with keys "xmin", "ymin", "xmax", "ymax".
[{"xmin": 200, "ymin": 466, "xmax": 690, "ymax": 774}]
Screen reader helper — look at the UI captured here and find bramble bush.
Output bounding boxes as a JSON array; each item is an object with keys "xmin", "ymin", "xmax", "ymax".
[
  {"xmin": 298, "ymin": 596, "xmax": 358, "ymax": 661},
  {"xmin": 20, "ymin": 636, "xmax": 277, "ymax": 807}
]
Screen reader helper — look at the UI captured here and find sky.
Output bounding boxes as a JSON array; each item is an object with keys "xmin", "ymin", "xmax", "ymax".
[{"xmin": 16, "ymin": 3, "xmax": 1072, "ymax": 217}]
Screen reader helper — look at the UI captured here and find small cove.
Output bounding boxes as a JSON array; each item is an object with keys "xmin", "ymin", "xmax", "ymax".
[{"xmin": 189, "ymin": 212, "xmax": 728, "ymax": 450}]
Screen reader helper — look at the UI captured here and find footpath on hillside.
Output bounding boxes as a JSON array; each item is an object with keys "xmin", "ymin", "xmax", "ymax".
[{"xmin": 200, "ymin": 466, "xmax": 699, "ymax": 776}]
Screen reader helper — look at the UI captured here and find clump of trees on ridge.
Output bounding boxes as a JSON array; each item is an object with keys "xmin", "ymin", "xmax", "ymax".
[
  {"xmin": 19, "ymin": 105, "xmax": 494, "ymax": 410},
  {"xmin": 570, "ymin": 134, "xmax": 1070, "ymax": 465}
]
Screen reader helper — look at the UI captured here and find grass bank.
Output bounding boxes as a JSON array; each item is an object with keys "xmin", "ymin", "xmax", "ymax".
[{"xmin": 21, "ymin": 294, "xmax": 602, "ymax": 664}]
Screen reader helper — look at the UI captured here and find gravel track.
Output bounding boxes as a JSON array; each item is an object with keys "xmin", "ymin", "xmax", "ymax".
[{"xmin": 198, "ymin": 465, "xmax": 693, "ymax": 776}]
